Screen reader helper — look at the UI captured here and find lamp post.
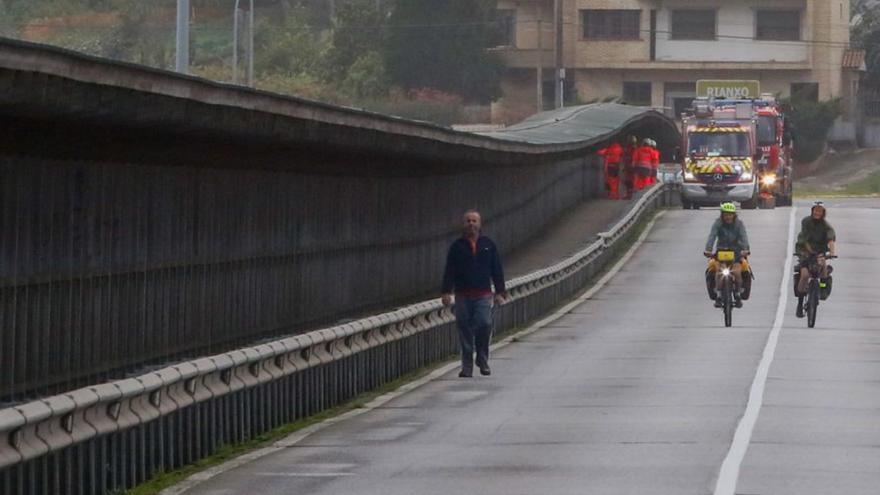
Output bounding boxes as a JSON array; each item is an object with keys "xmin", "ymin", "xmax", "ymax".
[
  {"xmin": 232, "ymin": 0, "xmax": 255, "ymax": 86},
  {"xmin": 247, "ymin": 0, "xmax": 254, "ymax": 87},
  {"xmin": 175, "ymin": 0, "xmax": 190, "ymax": 74},
  {"xmin": 554, "ymin": 0, "xmax": 564, "ymax": 109},
  {"xmin": 232, "ymin": 0, "xmax": 240, "ymax": 83}
]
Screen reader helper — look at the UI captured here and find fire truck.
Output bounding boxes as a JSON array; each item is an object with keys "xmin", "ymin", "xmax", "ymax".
[
  {"xmin": 680, "ymin": 81, "xmax": 794, "ymax": 209},
  {"xmin": 753, "ymin": 96, "xmax": 794, "ymax": 207},
  {"xmin": 679, "ymin": 98, "xmax": 762, "ymax": 209}
]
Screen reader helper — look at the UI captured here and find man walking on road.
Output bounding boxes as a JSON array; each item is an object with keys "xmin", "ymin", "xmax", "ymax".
[{"xmin": 441, "ymin": 210, "xmax": 507, "ymax": 378}]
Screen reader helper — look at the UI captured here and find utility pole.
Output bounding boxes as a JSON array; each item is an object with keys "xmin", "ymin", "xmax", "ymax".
[
  {"xmin": 247, "ymin": 0, "xmax": 255, "ymax": 86},
  {"xmin": 536, "ymin": 17, "xmax": 543, "ymax": 112},
  {"xmin": 554, "ymin": 0, "xmax": 564, "ymax": 109},
  {"xmin": 175, "ymin": 0, "xmax": 190, "ymax": 74},
  {"xmin": 232, "ymin": 0, "xmax": 241, "ymax": 84}
]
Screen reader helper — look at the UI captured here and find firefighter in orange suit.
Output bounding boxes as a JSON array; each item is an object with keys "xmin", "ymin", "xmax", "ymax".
[
  {"xmin": 632, "ymin": 138, "xmax": 655, "ymax": 191},
  {"xmin": 598, "ymin": 141, "xmax": 623, "ymax": 199},
  {"xmin": 622, "ymin": 135, "xmax": 638, "ymax": 199},
  {"xmin": 649, "ymin": 139, "xmax": 661, "ymax": 185}
]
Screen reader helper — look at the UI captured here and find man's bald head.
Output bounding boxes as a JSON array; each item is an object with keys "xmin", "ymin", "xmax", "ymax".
[{"xmin": 462, "ymin": 209, "xmax": 481, "ymax": 238}]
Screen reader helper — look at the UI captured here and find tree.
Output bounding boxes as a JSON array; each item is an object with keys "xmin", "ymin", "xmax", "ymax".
[
  {"xmin": 339, "ymin": 51, "xmax": 389, "ymax": 98},
  {"xmin": 852, "ymin": 0, "xmax": 880, "ymax": 84},
  {"xmin": 383, "ymin": 0, "xmax": 503, "ymax": 103},
  {"xmin": 253, "ymin": 10, "xmax": 325, "ymax": 77},
  {"xmin": 101, "ymin": 1, "xmax": 174, "ymax": 68},
  {"xmin": 784, "ymin": 98, "xmax": 842, "ymax": 163},
  {"xmin": 323, "ymin": 0, "xmax": 390, "ymax": 83}
]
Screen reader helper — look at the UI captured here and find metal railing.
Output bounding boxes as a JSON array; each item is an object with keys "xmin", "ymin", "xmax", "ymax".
[{"xmin": 0, "ymin": 184, "xmax": 668, "ymax": 494}]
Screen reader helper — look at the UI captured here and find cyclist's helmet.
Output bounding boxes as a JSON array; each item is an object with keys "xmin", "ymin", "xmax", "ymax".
[
  {"xmin": 811, "ymin": 200, "xmax": 826, "ymax": 217},
  {"xmin": 720, "ymin": 202, "xmax": 737, "ymax": 214}
]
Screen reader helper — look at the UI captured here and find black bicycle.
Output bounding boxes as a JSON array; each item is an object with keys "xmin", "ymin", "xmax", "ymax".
[
  {"xmin": 796, "ymin": 252, "xmax": 837, "ymax": 328},
  {"xmin": 708, "ymin": 250, "xmax": 740, "ymax": 327}
]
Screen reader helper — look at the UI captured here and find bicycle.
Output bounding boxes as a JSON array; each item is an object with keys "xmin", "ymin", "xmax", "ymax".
[
  {"xmin": 706, "ymin": 250, "xmax": 746, "ymax": 327},
  {"xmin": 795, "ymin": 252, "xmax": 837, "ymax": 328}
]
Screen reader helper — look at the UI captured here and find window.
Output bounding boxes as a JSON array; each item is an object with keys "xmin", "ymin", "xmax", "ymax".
[
  {"xmin": 688, "ymin": 131, "xmax": 751, "ymax": 157},
  {"xmin": 541, "ymin": 73, "xmax": 576, "ymax": 109},
  {"xmin": 623, "ymin": 82, "xmax": 652, "ymax": 106},
  {"xmin": 671, "ymin": 10, "xmax": 716, "ymax": 40},
  {"xmin": 672, "ymin": 97, "xmax": 694, "ymax": 117},
  {"xmin": 756, "ymin": 10, "xmax": 801, "ymax": 41},
  {"xmin": 791, "ymin": 82, "xmax": 819, "ymax": 102},
  {"xmin": 665, "ymin": 82, "xmax": 696, "ymax": 118},
  {"xmin": 582, "ymin": 10, "xmax": 641, "ymax": 40},
  {"xmin": 493, "ymin": 9, "xmax": 517, "ymax": 47},
  {"xmin": 757, "ymin": 115, "xmax": 777, "ymax": 146}
]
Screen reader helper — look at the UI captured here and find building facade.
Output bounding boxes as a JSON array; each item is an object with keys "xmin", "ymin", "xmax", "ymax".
[{"xmin": 491, "ymin": 0, "xmax": 862, "ymax": 125}]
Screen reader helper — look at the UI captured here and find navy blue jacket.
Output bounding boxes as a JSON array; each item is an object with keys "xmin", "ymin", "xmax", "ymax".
[{"xmin": 442, "ymin": 236, "xmax": 506, "ymax": 296}]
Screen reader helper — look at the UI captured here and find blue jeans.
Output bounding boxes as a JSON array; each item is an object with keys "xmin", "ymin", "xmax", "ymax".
[{"xmin": 454, "ymin": 296, "xmax": 493, "ymax": 371}]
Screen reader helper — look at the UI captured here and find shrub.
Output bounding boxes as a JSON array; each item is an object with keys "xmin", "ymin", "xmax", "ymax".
[{"xmin": 786, "ymin": 99, "xmax": 842, "ymax": 164}]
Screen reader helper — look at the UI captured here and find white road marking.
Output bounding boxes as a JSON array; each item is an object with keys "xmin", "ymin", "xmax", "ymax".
[
  {"xmin": 163, "ymin": 211, "xmax": 666, "ymax": 495},
  {"xmin": 253, "ymin": 472, "xmax": 355, "ymax": 478},
  {"xmin": 713, "ymin": 206, "xmax": 797, "ymax": 495}
]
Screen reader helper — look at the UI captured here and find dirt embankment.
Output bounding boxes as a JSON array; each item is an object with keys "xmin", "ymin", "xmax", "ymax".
[{"xmin": 795, "ymin": 148, "xmax": 880, "ymax": 195}]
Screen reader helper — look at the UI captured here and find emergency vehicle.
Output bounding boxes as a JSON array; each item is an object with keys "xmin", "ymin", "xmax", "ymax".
[
  {"xmin": 679, "ymin": 98, "xmax": 761, "ymax": 209},
  {"xmin": 710, "ymin": 96, "xmax": 794, "ymax": 207}
]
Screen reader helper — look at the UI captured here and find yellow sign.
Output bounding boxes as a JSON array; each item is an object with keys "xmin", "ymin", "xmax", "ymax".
[
  {"xmin": 696, "ymin": 80, "xmax": 761, "ymax": 99},
  {"xmin": 717, "ymin": 251, "xmax": 736, "ymax": 262}
]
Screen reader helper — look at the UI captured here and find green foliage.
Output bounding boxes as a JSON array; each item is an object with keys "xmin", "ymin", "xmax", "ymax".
[
  {"xmin": 784, "ymin": 98, "xmax": 842, "ymax": 163},
  {"xmin": 340, "ymin": 51, "xmax": 390, "ymax": 98},
  {"xmin": 101, "ymin": 1, "xmax": 174, "ymax": 68},
  {"xmin": 323, "ymin": 0, "xmax": 389, "ymax": 81},
  {"xmin": 852, "ymin": 4, "xmax": 880, "ymax": 84},
  {"xmin": 253, "ymin": 9, "xmax": 325, "ymax": 77},
  {"xmin": 2, "ymin": 0, "xmax": 496, "ymax": 125},
  {"xmin": 384, "ymin": 0, "xmax": 503, "ymax": 103}
]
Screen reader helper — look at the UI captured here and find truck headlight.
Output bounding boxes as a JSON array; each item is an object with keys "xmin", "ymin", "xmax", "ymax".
[
  {"xmin": 684, "ymin": 171, "xmax": 696, "ymax": 181},
  {"xmin": 741, "ymin": 171, "xmax": 753, "ymax": 181}
]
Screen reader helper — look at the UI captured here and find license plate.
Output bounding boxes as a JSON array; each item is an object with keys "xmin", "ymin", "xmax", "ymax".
[{"xmin": 717, "ymin": 251, "xmax": 735, "ymax": 262}]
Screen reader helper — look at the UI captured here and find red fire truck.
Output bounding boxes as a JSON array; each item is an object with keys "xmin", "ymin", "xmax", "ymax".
[
  {"xmin": 705, "ymin": 95, "xmax": 794, "ymax": 208},
  {"xmin": 753, "ymin": 96, "xmax": 794, "ymax": 207}
]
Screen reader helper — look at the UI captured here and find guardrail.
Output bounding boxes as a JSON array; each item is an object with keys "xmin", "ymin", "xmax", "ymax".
[{"xmin": 0, "ymin": 184, "xmax": 668, "ymax": 494}]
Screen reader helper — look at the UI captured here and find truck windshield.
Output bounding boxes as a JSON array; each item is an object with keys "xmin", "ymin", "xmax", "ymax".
[
  {"xmin": 757, "ymin": 116, "xmax": 776, "ymax": 146},
  {"xmin": 688, "ymin": 132, "xmax": 750, "ymax": 157}
]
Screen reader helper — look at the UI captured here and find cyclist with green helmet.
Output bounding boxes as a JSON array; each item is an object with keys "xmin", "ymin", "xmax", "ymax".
[{"xmin": 704, "ymin": 202, "xmax": 751, "ymax": 308}]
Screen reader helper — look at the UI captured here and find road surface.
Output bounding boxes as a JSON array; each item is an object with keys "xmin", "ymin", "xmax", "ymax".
[{"xmin": 179, "ymin": 199, "xmax": 880, "ymax": 495}]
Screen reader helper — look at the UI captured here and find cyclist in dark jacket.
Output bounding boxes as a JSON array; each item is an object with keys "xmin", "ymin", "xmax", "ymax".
[
  {"xmin": 795, "ymin": 201, "xmax": 836, "ymax": 318},
  {"xmin": 704, "ymin": 202, "xmax": 751, "ymax": 308}
]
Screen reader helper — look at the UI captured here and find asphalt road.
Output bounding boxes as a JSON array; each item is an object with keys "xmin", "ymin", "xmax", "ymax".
[{"xmin": 180, "ymin": 199, "xmax": 880, "ymax": 495}]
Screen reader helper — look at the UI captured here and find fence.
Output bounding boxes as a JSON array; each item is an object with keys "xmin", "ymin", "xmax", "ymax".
[{"xmin": 0, "ymin": 154, "xmax": 599, "ymax": 404}]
